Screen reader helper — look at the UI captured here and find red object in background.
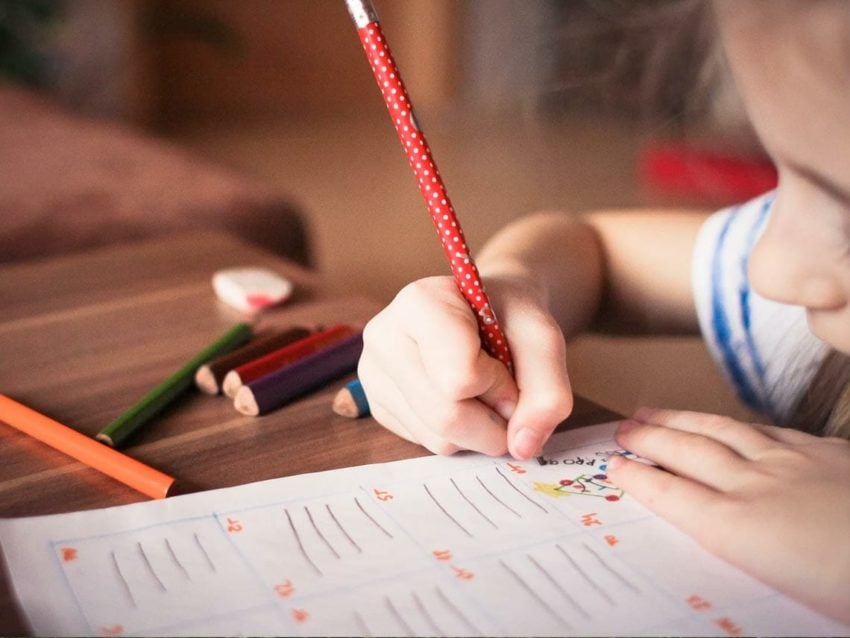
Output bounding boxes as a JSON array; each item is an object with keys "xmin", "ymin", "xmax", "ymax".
[{"xmin": 640, "ymin": 142, "xmax": 778, "ymax": 203}]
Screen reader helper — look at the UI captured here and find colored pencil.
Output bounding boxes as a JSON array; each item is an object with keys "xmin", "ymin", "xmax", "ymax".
[
  {"xmin": 222, "ymin": 324, "xmax": 356, "ymax": 398},
  {"xmin": 234, "ymin": 332, "xmax": 364, "ymax": 416},
  {"xmin": 345, "ymin": 0, "xmax": 513, "ymax": 372},
  {"xmin": 0, "ymin": 394, "xmax": 175, "ymax": 499},
  {"xmin": 332, "ymin": 378, "xmax": 371, "ymax": 418},
  {"xmin": 195, "ymin": 325, "xmax": 312, "ymax": 394},
  {"xmin": 97, "ymin": 322, "xmax": 253, "ymax": 448}
]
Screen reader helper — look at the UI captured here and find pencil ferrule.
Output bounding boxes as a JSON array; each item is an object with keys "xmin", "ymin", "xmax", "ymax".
[{"xmin": 345, "ymin": 0, "xmax": 378, "ymax": 28}]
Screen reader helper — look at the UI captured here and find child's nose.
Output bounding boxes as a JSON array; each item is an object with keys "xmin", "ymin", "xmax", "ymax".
[{"xmin": 749, "ymin": 227, "xmax": 845, "ymax": 311}]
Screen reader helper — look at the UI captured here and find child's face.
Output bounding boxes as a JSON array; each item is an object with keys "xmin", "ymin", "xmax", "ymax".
[{"xmin": 716, "ymin": 1, "xmax": 850, "ymax": 353}]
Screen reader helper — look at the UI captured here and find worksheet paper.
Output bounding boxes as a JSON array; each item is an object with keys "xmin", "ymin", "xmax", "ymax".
[{"xmin": 0, "ymin": 422, "xmax": 846, "ymax": 637}]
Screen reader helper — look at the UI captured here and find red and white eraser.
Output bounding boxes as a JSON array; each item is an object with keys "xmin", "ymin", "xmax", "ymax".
[{"xmin": 212, "ymin": 267, "xmax": 294, "ymax": 313}]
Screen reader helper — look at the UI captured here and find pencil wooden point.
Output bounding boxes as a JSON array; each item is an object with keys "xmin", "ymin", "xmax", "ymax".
[
  {"xmin": 332, "ymin": 379, "xmax": 370, "ymax": 418},
  {"xmin": 222, "ymin": 370, "xmax": 243, "ymax": 399},
  {"xmin": 194, "ymin": 365, "xmax": 219, "ymax": 395},
  {"xmin": 95, "ymin": 433, "xmax": 115, "ymax": 447},
  {"xmin": 234, "ymin": 386, "xmax": 260, "ymax": 416},
  {"xmin": 332, "ymin": 388, "xmax": 359, "ymax": 418}
]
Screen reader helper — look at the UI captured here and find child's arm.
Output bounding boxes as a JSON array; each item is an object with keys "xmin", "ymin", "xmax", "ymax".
[
  {"xmin": 608, "ymin": 408, "xmax": 850, "ymax": 624},
  {"xmin": 359, "ymin": 208, "xmax": 709, "ymax": 459},
  {"xmin": 477, "ymin": 209, "xmax": 709, "ymax": 337}
]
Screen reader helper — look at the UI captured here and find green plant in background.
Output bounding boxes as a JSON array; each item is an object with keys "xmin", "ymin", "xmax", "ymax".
[
  {"xmin": 0, "ymin": 0, "xmax": 60, "ymax": 86},
  {"xmin": 0, "ymin": 0, "xmax": 240, "ymax": 90}
]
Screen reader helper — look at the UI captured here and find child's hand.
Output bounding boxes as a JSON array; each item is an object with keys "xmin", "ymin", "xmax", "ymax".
[
  {"xmin": 608, "ymin": 407, "xmax": 850, "ymax": 624},
  {"xmin": 358, "ymin": 275, "xmax": 573, "ymax": 459}
]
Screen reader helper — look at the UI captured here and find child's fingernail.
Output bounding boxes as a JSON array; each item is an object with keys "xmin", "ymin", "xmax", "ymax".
[
  {"xmin": 617, "ymin": 418, "xmax": 640, "ymax": 434},
  {"xmin": 606, "ymin": 454, "xmax": 625, "ymax": 470},
  {"xmin": 511, "ymin": 427, "xmax": 541, "ymax": 460}
]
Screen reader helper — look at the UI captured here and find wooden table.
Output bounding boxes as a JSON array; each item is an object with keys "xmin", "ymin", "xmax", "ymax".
[{"xmin": 0, "ymin": 232, "xmax": 619, "ymax": 633}]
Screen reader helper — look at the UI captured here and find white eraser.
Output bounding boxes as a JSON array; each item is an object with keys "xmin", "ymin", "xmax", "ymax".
[{"xmin": 212, "ymin": 267, "xmax": 294, "ymax": 313}]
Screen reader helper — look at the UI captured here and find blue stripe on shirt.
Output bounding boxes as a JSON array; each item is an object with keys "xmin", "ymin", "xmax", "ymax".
[
  {"xmin": 711, "ymin": 206, "xmax": 762, "ymax": 412},
  {"xmin": 738, "ymin": 195, "xmax": 773, "ymax": 416}
]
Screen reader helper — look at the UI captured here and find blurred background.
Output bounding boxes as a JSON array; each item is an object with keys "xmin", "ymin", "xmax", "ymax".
[{"xmin": 1, "ymin": 0, "xmax": 773, "ymax": 420}]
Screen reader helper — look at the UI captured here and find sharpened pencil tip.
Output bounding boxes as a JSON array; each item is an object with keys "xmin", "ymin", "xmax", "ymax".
[
  {"xmin": 95, "ymin": 433, "xmax": 115, "ymax": 447},
  {"xmin": 332, "ymin": 388, "xmax": 359, "ymax": 418},
  {"xmin": 194, "ymin": 366, "xmax": 219, "ymax": 395},
  {"xmin": 234, "ymin": 387, "xmax": 260, "ymax": 416},
  {"xmin": 222, "ymin": 371, "xmax": 241, "ymax": 399}
]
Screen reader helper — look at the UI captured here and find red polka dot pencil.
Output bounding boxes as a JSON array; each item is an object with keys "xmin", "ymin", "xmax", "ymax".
[{"xmin": 345, "ymin": 0, "xmax": 513, "ymax": 372}]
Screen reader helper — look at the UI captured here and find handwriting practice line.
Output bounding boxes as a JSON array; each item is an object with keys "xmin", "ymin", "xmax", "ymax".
[
  {"xmin": 450, "ymin": 478, "xmax": 498, "ymax": 529},
  {"xmin": 499, "ymin": 559, "xmax": 572, "ymax": 630},
  {"xmin": 494, "ymin": 466, "xmax": 548, "ymax": 513},
  {"xmin": 423, "ymin": 484, "xmax": 472, "ymax": 538},
  {"xmin": 326, "ymin": 504, "xmax": 363, "ymax": 553},
  {"xmin": 305, "ymin": 505, "xmax": 341, "ymax": 560},
  {"xmin": 285, "ymin": 508, "xmax": 322, "ymax": 577}
]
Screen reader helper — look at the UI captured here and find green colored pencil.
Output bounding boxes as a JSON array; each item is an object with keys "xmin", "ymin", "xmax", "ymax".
[{"xmin": 97, "ymin": 322, "xmax": 252, "ymax": 448}]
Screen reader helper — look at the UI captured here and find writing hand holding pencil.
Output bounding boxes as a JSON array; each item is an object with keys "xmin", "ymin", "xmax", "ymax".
[{"xmin": 343, "ymin": 0, "xmax": 573, "ymax": 459}]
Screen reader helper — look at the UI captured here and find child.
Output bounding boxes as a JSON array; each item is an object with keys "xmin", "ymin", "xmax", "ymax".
[{"xmin": 356, "ymin": 0, "xmax": 850, "ymax": 624}]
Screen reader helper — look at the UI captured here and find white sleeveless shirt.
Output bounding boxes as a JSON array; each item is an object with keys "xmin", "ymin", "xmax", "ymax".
[{"xmin": 692, "ymin": 192, "xmax": 830, "ymax": 424}]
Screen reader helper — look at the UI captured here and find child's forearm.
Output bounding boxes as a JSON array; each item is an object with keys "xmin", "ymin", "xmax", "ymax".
[
  {"xmin": 477, "ymin": 211, "xmax": 604, "ymax": 338},
  {"xmin": 477, "ymin": 209, "xmax": 710, "ymax": 336}
]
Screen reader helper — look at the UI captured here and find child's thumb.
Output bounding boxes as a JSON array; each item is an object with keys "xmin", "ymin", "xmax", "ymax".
[{"xmin": 504, "ymin": 325, "xmax": 574, "ymax": 460}]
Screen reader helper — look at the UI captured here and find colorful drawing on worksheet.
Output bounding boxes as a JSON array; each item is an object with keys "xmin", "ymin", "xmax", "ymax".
[{"xmin": 533, "ymin": 474, "xmax": 623, "ymax": 502}]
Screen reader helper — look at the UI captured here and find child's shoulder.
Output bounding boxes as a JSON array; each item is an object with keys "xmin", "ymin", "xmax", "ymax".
[{"xmin": 699, "ymin": 190, "xmax": 776, "ymax": 249}]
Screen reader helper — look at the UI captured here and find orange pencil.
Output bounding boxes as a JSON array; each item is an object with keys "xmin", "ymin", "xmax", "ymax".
[{"xmin": 0, "ymin": 394, "xmax": 175, "ymax": 499}]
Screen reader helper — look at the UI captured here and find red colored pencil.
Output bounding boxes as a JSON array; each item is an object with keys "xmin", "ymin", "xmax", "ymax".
[
  {"xmin": 345, "ymin": 0, "xmax": 513, "ymax": 372},
  {"xmin": 222, "ymin": 324, "xmax": 356, "ymax": 398}
]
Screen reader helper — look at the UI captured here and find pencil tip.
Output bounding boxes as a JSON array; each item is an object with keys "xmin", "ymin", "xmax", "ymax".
[
  {"xmin": 222, "ymin": 371, "xmax": 241, "ymax": 399},
  {"xmin": 332, "ymin": 388, "xmax": 359, "ymax": 418},
  {"xmin": 95, "ymin": 433, "xmax": 115, "ymax": 447},
  {"xmin": 234, "ymin": 387, "xmax": 260, "ymax": 416},
  {"xmin": 194, "ymin": 366, "xmax": 219, "ymax": 395}
]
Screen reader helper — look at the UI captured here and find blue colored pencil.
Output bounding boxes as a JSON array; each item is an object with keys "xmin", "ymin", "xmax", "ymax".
[{"xmin": 332, "ymin": 378, "xmax": 370, "ymax": 418}]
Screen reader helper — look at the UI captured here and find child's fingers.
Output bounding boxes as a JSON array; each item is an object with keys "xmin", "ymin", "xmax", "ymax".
[
  {"xmin": 614, "ymin": 420, "xmax": 749, "ymax": 491},
  {"xmin": 632, "ymin": 407, "xmax": 777, "ymax": 459},
  {"xmin": 504, "ymin": 314, "xmax": 573, "ymax": 460},
  {"xmin": 750, "ymin": 422, "xmax": 820, "ymax": 445},
  {"xmin": 392, "ymin": 278, "xmax": 483, "ymax": 392},
  {"xmin": 362, "ymin": 322, "xmax": 510, "ymax": 456},
  {"xmin": 606, "ymin": 456, "xmax": 728, "ymax": 550},
  {"xmin": 469, "ymin": 349, "xmax": 519, "ymax": 420},
  {"xmin": 361, "ymin": 355, "xmax": 467, "ymax": 456},
  {"xmin": 357, "ymin": 356, "xmax": 426, "ymax": 446},
  {"xmin": 397, "ymin": 348, "xmax": 510, "ymax": 457}
]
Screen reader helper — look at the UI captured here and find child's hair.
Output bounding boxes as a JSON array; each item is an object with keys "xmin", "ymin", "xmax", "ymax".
[
  {"xmin": 545, "ymin": 0, "xmax": 750, "ymax": 138},
  {"xmin": 792, "ymin": 352, "xmax": 850, "ymax": 439}
]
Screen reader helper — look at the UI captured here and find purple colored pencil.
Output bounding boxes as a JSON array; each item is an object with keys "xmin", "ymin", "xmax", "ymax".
[{"xmin": 234, "ymin": 332, "xmax": 363, "ymax": 416}]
